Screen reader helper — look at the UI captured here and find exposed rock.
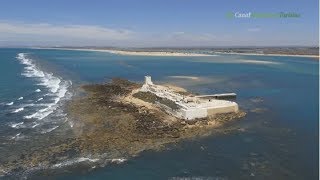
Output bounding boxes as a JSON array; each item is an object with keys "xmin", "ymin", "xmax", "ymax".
[{"xmin": 0, "ymin": 78, "xmax": 246, "ymax": 176}]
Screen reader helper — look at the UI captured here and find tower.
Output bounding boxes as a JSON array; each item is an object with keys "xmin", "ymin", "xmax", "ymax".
[
  {"xmin": 145, "ymin": 76, "xmax": 153, "ymax": 85},
  {"xmin": 140, "ymin": 75, "xmax": 153, "ymax": 92}
]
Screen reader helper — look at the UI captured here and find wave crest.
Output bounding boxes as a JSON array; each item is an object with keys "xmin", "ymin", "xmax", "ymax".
[{"xmin": 16, "ymin": 53, "xmax": 72, "ymax": 121}]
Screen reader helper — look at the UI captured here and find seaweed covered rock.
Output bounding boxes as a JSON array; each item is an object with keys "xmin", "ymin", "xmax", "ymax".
[{"xmin": 0, "ymin": 78, "xmax": 246, "ymax": 176}]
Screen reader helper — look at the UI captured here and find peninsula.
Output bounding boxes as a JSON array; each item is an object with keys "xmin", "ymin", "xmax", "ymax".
[{"xmin": 35, "ymin": 46, "xmax": 319, "ymax": 58}]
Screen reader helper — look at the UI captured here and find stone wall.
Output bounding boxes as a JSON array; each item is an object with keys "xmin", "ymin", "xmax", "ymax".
[
  {"xmin": 181, "ymin": 108, "xmax": 208, "ymax": 120},
  {"xmin": 207, "ymin": 103, "xmax": 238, "ymax": 116}
]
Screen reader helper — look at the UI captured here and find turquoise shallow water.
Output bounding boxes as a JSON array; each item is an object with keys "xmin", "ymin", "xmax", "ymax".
[{"xmin": 0, "ymin": 48, "xmax": 318, "ymax": 179}]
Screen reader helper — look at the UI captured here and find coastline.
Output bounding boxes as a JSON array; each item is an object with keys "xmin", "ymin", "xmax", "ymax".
[
  {"xmin": 33, "ymin": 47, "xmax": 217, "ymax": 57},
  {"xmin": 0, "ymin": 78, "xmax": 245, "ymax": 176},
  {"xmin": 32, "ymin": 47, "xmax": 319, "ymax": 58},
  {"xmin": 214, "ymin": 52, "xmax": 319, "ymax": 58},
  {"xmin": 103, "ymin": 49, "xmax": 217, "ymax": 56}
]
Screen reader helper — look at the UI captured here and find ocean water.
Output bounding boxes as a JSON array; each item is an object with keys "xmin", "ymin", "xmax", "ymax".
[{"xmin": 0, "ymin": 48, "xmax": 318, "ymax": 179}]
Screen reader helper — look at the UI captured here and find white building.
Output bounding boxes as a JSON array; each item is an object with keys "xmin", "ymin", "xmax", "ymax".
[{"xmin": 139, "ymin": 76, "xmax": 239, "ymax": 120}]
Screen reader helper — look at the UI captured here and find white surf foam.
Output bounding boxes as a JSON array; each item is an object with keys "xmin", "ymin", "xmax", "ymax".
[
  {"xmin": 17, "ymin": 97, "xmax": 24, "ymax": 100},
  {"xmin": 12, "ymin": 107, "xmax": 24, "ymax": 113},
  {"xmin": 31, "ymin": 123, "xmax": 40, "ymax": 128},
  {"xmin": 35, "ymin": 89, "xmax": 41, "ymax": 92},
  {"xmin": 37, "ymin": 98, "xmax": 43, "ymax": 102},
  {"xmin": 17, "ymin": 53, "xmax": 72, "ymax": 121},
  {"xmin": 10, "ymin": 122, "xmax": 24, "ymax": 128},
  {"xmin": 52, "ymin": 157, "xmax": 99, "ymax": 168},
  {"xmin": 10, "ymin": 133, "xmax": 21, "ymax": 140},
  {"xmin": 10, "ymin": 132, "xmax": 25, "ymax": 140},
  {"xmin": 41, "ymin": 125, "xmax": 59, "ymax": 134},
  {"xmin": 6, "ymin": 102, "xmax": 14, "ymax": 106},
  {"xmin": 50, "ymin": 155, "xmax": 126, "ymax": 169},
  {"xmin": 237, "ymin": 59, "xmax": 282, "ymax": 65},
  {"xmin": 68, "ymin": 121, "xmax": 74, "ymax": 128},
  {"xmin": 110, "ymin": 158, "xmax": 127, "ymax": 164}
]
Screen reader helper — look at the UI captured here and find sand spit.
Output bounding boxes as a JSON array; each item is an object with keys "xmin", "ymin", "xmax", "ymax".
[
  {"xmin": 33, "ymin": 47, "xmax": 318, "ymax": 59},
  {"xmin": 104, "ymin": 50, "xmax": 217, "ymax": 56},
  {"xmin": 33, "ymin": 48, "xmax": 217, "ymax": 57},
  {"xmin": 168, "ymin": 76, "xmax": 200, "ymax": 80},
  {"xmin": 215, "ymin": 52, "xmax": 319, "ymax": 59},
  {"xmin": 0, "ymin": 78, "xmax": 245, "ymax": 177},
  {"xmin": 236, "ymin": 59, "xmax": 282, "ymax": 65}
]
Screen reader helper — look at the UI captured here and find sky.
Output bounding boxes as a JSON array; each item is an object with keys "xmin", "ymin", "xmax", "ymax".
[{"xmin": 0, "ymin": 0, "xmax": 318, "ymax": 47}]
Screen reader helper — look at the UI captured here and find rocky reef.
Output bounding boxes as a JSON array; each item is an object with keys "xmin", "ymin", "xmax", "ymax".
[{"xmin": 0, "ymin": 78, "xmax": 246, "ymax": 177}]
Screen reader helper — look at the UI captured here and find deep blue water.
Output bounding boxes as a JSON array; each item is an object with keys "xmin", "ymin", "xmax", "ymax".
[{"xmin": 0, "ymin": 48, "xmax": 318, "ymax": 179}]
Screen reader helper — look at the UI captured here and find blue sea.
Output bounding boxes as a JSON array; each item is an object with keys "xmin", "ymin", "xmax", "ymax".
[{"xmin": 0, "ymin": 48, "xmax": 318, "ymax": 179}]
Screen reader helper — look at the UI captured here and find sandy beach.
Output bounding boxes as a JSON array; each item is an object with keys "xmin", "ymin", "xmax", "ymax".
[
  {"xmin": 33, "ymin": 48, "xmax": 217, "ymax": 57},
  {"xmin": 33, "ymin": 47, "xmax": 218, "ymax": 57},
  {"xmin": 34, "ymin": 47, "xmax": 319, "ymax": 58},
  {"xmin": 103, "ymin": 50, "xmax": 217, "ymax": 56}
]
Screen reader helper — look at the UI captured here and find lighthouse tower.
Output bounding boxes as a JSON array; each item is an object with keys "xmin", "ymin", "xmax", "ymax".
[
  {"xmin": 144, "ymin": 75, "xmax": 153, "ymax": 85},
  {"xmin": 140, "ymin": 75, "xmax": 153, "ymax": 92}
]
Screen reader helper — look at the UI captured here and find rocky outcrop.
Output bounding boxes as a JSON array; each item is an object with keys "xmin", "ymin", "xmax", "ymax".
[{"xmin": 0, "ymin": 78, "xmax": 246, "ymax": 177}]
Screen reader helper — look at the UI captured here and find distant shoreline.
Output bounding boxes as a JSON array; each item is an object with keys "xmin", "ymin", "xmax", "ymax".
[
  {"xmin": 214, "ymin": 52, "xmax": 319, "ymax": 58},
  {"xmin": 101, "ymin": 49, "xmax": 217, "ymax": 57},
  {"xmin": 33, "ymin": 47, "xmax": 319, "ymax": 58},
  {"xmin": 33, "ymin": 47, "xmax": 217, "ymax": 57}
]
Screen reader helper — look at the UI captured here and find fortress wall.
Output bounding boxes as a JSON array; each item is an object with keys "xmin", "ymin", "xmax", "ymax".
[
  {"xmin": 207, "ymin": 103, "xmax": 238, "ymax": 116},
  {"xmin": 140, "ymin": 75, "xmax": 239, "ymax": 120},
  {"xmin": 182, "ymin": 108, "xmax": 208, "ymax": 120}
]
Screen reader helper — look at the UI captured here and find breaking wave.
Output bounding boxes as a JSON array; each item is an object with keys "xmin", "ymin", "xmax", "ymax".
[
  {"xmin": 10, "ymin": 122, "xmax": 24, "ymax": 128},
  {"xmin": 12, "ymin": 107, "xmax": 24, "ymax": 113},
  {"xmin": 51, "ymin": 157, "xmax": 126, "ymax": 169},
  {"xmin": 6, "ymin": 102, "xmax": 14, "ymax": 106},
  {"xmin": 52, "ymin": 157, "xmax": 100, "ymax": 168},
  {"xmin": 10, "ymin": 133, "xmax": 23, "ymax": 140},
  {"xmin": 110, "ymin": 158, "xmax": 127, "ymax": 164},
  {"xmin": 31, "ymin": 123, "xmax": 39, "ymax": 128},
  {"xmin": 16, "ymin": 53, "xmax": 72, "ymax": 121},
  {"xmin": 41, "ymin": 126, "xmax": 59, "ymax": 134}
]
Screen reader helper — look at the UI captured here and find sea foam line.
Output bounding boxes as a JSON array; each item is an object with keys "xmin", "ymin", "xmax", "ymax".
[
  {"xmin": 12, "ymin": 107, "xmax": 24, "ymax": 113},
  {"xmin": 52, "ymin": 157, "xmax": 100, "ymax": 168},
  {"xmin": 6, "ymin": 102, "xmax": 14, "ymax": 106},
  {"xmin": 16, "ymin": 53, "xmax": 72, "ymax": 121},
  {"xmin": 41, "ymin": 126, "xmax": 59, "ymax": 134},
  {"xmin": 50, "ymin": 157, "xmax": 126, "ymax": 169},
  {"xmin": 110, "ymin": 158, "xmax": 127, "ymax": 164},
  {"xmin": 10, "ymin": 122, "xmax": 24, "ymax": 128}
]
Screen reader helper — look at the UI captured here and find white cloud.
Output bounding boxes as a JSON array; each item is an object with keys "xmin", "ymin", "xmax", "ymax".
[
  {"xmin": 136, "ymin": 32, "xmax": 221, "ymax": 47},
  {"xmin": 0, "ymin": 21, "xmax": 135, "ymax": 46},
  {"xmin": 170, "ymin": 32, "xmax": 217, "ymax": 42},
  {"xmin": 0, "ymin": 22, "xmax": 226, "ymax": 47},
  {"xmin": 0, "ymin": 21, "xmax": 314, "ymax": 47},
  {"xmin": 247, "ymin": 27, "xmax": 261, "ymax": 32}
]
